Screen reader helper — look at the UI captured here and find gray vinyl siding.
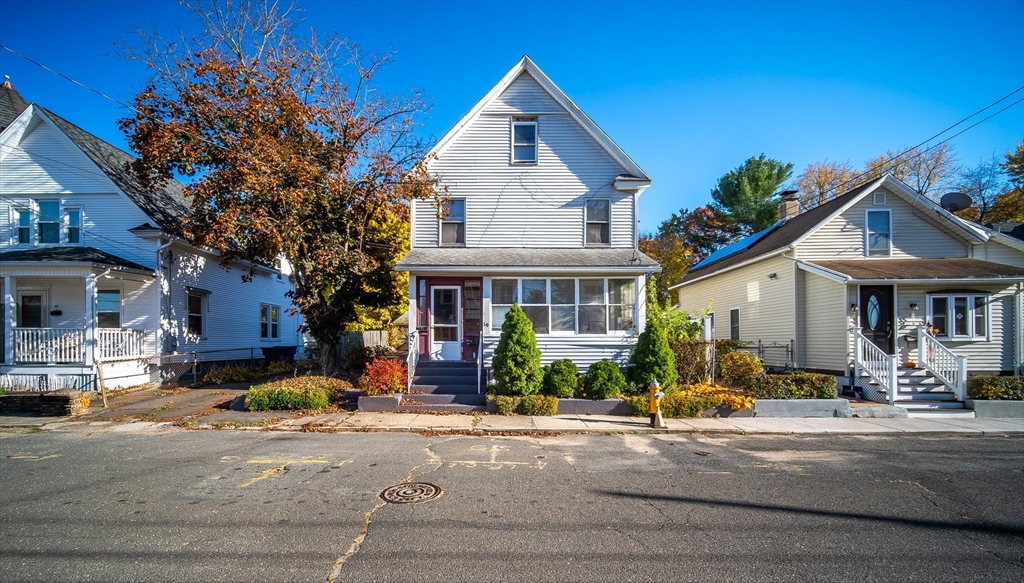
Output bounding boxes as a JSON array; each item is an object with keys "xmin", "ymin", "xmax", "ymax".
[
  {"xmin": 894, "ymin": 284, "xmax": 1017, "ymax": 374},
  {"xmin": 417, "ymin": 72, "xmax": 635, "ymax": 249},
  {"xmin": 796, "ymin": 187, "xmax": 969, "ymax": 260},
  {"xmin": 972, "ymin": 239, "xmax": 1024, "ymax": 268},
  {"xmin": 798, "ymin": 271, "xmax": 849, "ymax": 372},
  {"xmin": 675, "ymin": 255, "xmax": 796, "ymax": 344}
]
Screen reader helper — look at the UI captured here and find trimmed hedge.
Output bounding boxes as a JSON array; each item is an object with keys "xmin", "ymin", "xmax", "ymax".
[
  {"xmin": 624, "ymin": 393, "xmax": 714, "ymax": 418},
  {"xmin": 746, "ymin": 372, "xmax": 838, "ymax": 399},
  {"xmin": 544, "ymin": 359, "xmax": 580, "ymax": 398},
  {"xmin": 518, "ymin": 394, "xmax": 560, "ymax": 416},
  {"xmin": 245, "ymin": 376, "xmax": 346, "ymax": 411},
  {"xmin": 583, "ymin": 360, "xmax": 626, "ymax": 400},
  {"xmin": 967, "ymin": 376, "xmax": 1024, "ymax": 400}
]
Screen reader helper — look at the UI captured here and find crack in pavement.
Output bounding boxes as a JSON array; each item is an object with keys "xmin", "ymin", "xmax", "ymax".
[{"xmin": 325, "ymin": 438, "xmax": 449, "ymax": 582}]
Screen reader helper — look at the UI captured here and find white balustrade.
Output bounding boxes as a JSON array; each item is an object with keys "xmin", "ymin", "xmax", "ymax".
[
  {"xmin": 853, "ymin": 329, "xmax": 897, "ymax": 403},
  {"xmin": 917, "ymin": 326, "xmax": 968, "ymax": 400},
  {"xmin": 13, "ymin": 328, "xmax": 86, "ymax": 364},
  {"xmin": 97, "ymin": 329, "xmax": 148, "ymax": 360}
]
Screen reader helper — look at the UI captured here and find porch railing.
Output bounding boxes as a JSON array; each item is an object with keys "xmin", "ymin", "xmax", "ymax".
[
  {"xmin": 853, "ymin": 328, "xmax": 897, "ymax": 404},
  {"xmin": 12, "ymin": 328, "xmax": 86, "ymax": 364},
  {"xmin": 406, "ymin": 331, "xmax": 418, "ymax": 392},
  {"xmin": 917, "ymin": 326, "xmax": 968, "ymax": 401},
  {"xmin": 97, "ymin": 329, "xmax": 148, "ymax": 360}
]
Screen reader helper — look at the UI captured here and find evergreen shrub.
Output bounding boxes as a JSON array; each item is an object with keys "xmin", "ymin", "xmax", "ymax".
[
  {"xmin": 583, "ymin": 359, "xmax": 626, "ymax": 400},
  {"xmin": 628, "ymin": 312, "xmax": 677, "ymax": 389},
  {"xmin": 492, "ymin": 304, "xmax": 543, "ymax": 396},
  {"xmin": 544, "ymin": 359, "xmax": 580, "ymax": 398}
]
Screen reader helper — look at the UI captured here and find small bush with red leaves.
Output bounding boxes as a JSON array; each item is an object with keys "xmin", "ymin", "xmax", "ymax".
[{"xmin": 358, "ymin": 358, "xmax": 407, "ymax": 396}]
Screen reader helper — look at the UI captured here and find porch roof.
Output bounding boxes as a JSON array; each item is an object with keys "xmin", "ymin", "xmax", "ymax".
[
  {"xmin": 806, "ymin": 258, "xmax": 1024, "ymax": 282},
  {"xmin": 396, "ymin": 247, "xmax": 661, "ymax": 274},
  {"xmin": 0, "ymin": 246, "xmax": 154, "ymax": 274}
]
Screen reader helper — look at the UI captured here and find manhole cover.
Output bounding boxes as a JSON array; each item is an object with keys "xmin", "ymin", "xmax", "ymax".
[{"xmin": 380, "ymin": 482, "xmax": 443, "ymax": 504}]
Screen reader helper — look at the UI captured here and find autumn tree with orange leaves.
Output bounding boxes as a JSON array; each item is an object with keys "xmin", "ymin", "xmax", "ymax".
[{"xmin": 119, "ymin": 0, "xmax": 439, "ymax": 370}]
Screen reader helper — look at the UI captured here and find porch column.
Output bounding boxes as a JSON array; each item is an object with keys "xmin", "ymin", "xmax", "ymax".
[
  {"xmin": 84, "ymin": 274, "xmax": 96, "ymax": 366},
  {"xmin": 3, "ymin": 275, "xmax": 14, "ymax": 364}
]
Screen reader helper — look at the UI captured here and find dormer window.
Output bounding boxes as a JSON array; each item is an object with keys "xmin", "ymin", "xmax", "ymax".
[
  {"xmin": 586, "ymin": 199, "xmax": 610, "ymax": 246},
  {"xmin": 441, "ymin": 198, "xmax": 466, "ymax": 246},
  {"xmin": 865, "ymin": 209, "xmax": 891, "ymax": 256},
  {"xmin": 511, "ymin": 118, "xmax": 537, "ymax": 163}
]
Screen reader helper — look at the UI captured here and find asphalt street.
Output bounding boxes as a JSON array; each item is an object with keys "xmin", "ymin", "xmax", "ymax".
[{"xmin": 1, "ymin": 427, "xmax": 1022, "ymax": 582}]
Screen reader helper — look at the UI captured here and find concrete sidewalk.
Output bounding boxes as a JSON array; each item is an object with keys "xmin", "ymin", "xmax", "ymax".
[{"xmin": 4, "ymin": 410, "xmax": 1022, "ymax": 435}]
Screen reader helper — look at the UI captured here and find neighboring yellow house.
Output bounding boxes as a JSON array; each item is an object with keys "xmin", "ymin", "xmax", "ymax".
[{"xmin": 671, "ymin": 175, "xmax": 1024, "ymax": 413}]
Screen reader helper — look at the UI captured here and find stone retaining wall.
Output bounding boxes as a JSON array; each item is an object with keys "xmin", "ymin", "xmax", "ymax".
[{"xmin": 0, "ymin": 390, "xmax": 90, "ymax": 416}]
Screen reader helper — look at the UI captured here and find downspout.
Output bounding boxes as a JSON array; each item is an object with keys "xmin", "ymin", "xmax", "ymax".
[{"xmin": 155, "ymin": 238, "xmax": 175, "ymax": 356}]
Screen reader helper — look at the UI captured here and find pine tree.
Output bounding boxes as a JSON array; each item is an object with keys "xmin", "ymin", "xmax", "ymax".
[{"xmin": 492, "ymin": 304, "xmax": 543, "ymax": 396}]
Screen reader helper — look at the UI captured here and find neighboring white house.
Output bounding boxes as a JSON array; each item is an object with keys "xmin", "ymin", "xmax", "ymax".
[
  {"xmin": 671, "ymin": 175, "xmax": 1024, "ymax": 411},
  {"xmin": 395, "ymin": 56, "xmax": 660, "ymax": 377},
  {"xmin": 0, "ymin": 80, "xmax": 303, "ymax": 391}
]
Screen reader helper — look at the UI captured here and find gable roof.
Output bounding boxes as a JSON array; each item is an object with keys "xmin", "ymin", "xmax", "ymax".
[
  {"xmin": 0, "ymin": 79, "xmax": 29, "ymax": 132},
  {"xmin": 0, "ymin": 81, "xmax": 190, "ymax": 234},
  {"xmin": 670, "ymin": 175, "xmax": 994, "ymax": 289},
  {"xmin": 427, "ymin": 56, "xmax": 649, "ymax": 182}
]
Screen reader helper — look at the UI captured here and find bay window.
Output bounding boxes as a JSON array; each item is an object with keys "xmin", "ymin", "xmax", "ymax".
[{"xmin": 927, "ymin": 293, "xmax": 988, "ymax": 339}]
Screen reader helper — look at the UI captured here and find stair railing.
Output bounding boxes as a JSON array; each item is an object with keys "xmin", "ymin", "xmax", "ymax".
[
  {"xmin": 476, "ymin": 338, "xmax": 483, "ymax": 394},
  {"xmin": 406, "ymin": 331, "xmax": 418, "ymax": 392},
  {"xmin": 917, "ymin": 326, "xmax": 967, "ymax": 401},
  {"xmin": 853, "ymin": 328, "xmax": 897, "ymax": 404}
]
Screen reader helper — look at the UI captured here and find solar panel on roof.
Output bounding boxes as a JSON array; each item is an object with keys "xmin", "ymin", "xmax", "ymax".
[{"xmin": 691, "ymin": 221, "xmax": 783, "ymax": 272}]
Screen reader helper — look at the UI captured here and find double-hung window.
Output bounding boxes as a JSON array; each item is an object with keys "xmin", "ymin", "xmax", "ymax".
[
  {"xmin": 865, "ymin": 209, "xmax": 891, "ymax": 256},
  {"xmin": 490, "ymin": 278, "xmax": 637, "ymax": 335},
  {"xmin": 550, "ymin": 279, "xmax": 576, "ymax": 332},
  {"xmin": 491, "ymin": 279, "xmax": 518, "ymax": 330},
  {"xmin": 37, "ymin": 201, "xmax": 60, "ymax": 244},
  {"xmin": 521, "ymin": 279, "xmax": 548, "ymax": 334},
  {"xmin": 260, "ymin": 304, "xmax": 280, "ymax": 340},
  {"xmin": 586, "ymin": 199, "xmax": 610, "ymax": 245},
  {"xmin": 97, "ymin": 290, "xmax": 121, "ymax": 328},
  {"xmin": 16, "ymin": 208, "xmax": 31, "ymax": 244},
  {"xmin": 729, "ymin": 308, "xmax": 741, "ymax": 341},
  {"xmin": 511, "ymin": 118, "xmax": 537, "ymax": 163},
  {"xmin": 928, "ymin": 294, "xmax": 988, "ymax": 339},
  {"xmin": 608, "ymin": 279, "xmax": 636, "ymax": 331},
  {"xmin": 186, "ymin": 291, "xmax": 207, "ymax": 337},
  {"xmin": 441, "ymin": 199, "xmax": 466, "ymax": 246},
  {"xmin": 66, "ymin": 209, "xmax": 81, "ymax": 244}
]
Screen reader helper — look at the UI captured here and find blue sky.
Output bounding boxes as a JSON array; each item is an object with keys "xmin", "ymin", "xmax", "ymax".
[{"xmin": 1, "ymin": 0, "xmax": 1022, "ymax": 231}]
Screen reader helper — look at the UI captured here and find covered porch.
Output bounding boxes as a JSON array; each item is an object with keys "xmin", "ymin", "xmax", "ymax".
[{"xmin": 1, "ymin": 247, "xmax": 159, "ymax": 371}]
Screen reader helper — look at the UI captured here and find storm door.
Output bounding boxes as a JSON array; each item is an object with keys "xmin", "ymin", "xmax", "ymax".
[
  {"xmin": 430, "ymin": 286, "xmax": 461, "ymax": 361},
  {"xmin": 859, "ymin": 285, "xmax": 894, "ymax": 354},
  {"xmin": 17, "ymin": 292, "xmax": 46, "ymax": 328}
]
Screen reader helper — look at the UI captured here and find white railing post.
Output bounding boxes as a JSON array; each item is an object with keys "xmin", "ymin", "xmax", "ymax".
[
  {"xmin": 916, "ymin": 325, "xmax": 927, "ymax": 367},
  {"xmin": 84, "ymin": 274, "xmax": 96, "ymax": 366},
  {"xmin": 887, "ymin": 355, "xmax": 899, "ymax": 404},
  {"xmin": 853, "ymin": 329, "xmax": 863, "ymax": 379},
  {"xmin": 957, "ymin": 356, "xmax": 968, "ymax": 401}
]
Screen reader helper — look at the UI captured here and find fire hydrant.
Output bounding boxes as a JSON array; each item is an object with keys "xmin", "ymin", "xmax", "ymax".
[{"xmin": 648, "ymin": 379, "xmax": 666, "ymax": 428}]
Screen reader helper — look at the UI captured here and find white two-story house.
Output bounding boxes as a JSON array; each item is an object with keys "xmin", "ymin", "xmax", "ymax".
[
  {"xmin": 0, "ymin": 80, "xmax": 302, "ymax": 392},
  {"xmin": 672, "ymin": 175, "xmax": 1024, "ymax": 412},
  {"xmin": 395, "ymin": 56, "xmax": 660, "ymax": 379}
]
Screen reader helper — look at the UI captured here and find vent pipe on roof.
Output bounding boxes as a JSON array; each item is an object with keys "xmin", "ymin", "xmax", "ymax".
[{"xmin": 778, "ymin": 190, "xmax": 800, "ymax": 221}]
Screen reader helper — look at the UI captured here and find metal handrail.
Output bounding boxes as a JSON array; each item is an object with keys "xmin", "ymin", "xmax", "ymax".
[
  {"xmin": 917, "ymin": 326, "xmax": 967, "ymax": 401},
  {"xmin": 477, "ymin": 337, "xmax": 483, "ymax": 394}
]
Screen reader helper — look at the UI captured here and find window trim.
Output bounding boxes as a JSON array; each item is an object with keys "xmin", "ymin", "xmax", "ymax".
[
  {"xmin": 864, "ymin": 208, "xmax": 892, "ymax": 257},
  {"xmin": 926, "ymin": 293, "xmax": 990, "ymax": 340},
  {"xmin": 185, "ymin": 290, "xmax": 208, "ymax": 339},
  {"xmin": 439, "ymin": 198, "xmax": 466, "ymax": 247},
  {"xmin": 35, "ymin": 199, "xmax": 61, "ymax": 245},
  {"xmin": 65, "ymin": 207, "xmax": 83, "ymax": 245},
  {"xmin": 510, "ymin": 118, "xmax": 538, "ymax": 164},
  {"xmin": 15, "ymin": 206, "xmax": 31, "ymax": 244},
  {"xmin": 585, "ymin": 198, "xmax": 611, "ymax": 247},
  {"xmin": 260, "ymin": 303, "xmax": 281, "ymax": 341},
  {"xmin": 729, "ymin": 307, "xmax": 741, "ymax": 341},
  {"xmin": 489, "ymin": 277, "xmax": 637, "ymax": 336}
]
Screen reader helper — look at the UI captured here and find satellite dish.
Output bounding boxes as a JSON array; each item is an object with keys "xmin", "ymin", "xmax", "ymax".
[{"xmin": 940, "ymin": 192, "xmax": 973, "ymax": 212}]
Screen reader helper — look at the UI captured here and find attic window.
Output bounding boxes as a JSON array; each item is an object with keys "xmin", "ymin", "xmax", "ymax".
[
  {"xmin": 511, "ymin": 117, "xmax": 537, "ymax": 163},
  {"xmin": 873, "ymin": 192, "xmax": 886, "ymax": 205}
]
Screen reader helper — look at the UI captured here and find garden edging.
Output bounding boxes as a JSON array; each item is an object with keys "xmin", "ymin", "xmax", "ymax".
[
  {"xmin": 753, "ymin": 398, "xmax": 851, "ymax": 418},
  {"xmin": 966, "ymin": 399, "xmax": 1024, "ymax": 419}
]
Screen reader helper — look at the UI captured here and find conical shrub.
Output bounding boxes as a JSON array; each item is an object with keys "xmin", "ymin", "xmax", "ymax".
[
  {"xmin": 628, "ymin": 309, "xmax": 677, "ymax": 389},
  {"xmin": 492, "ymin": 304, "xmax": 543, "ymax": 396}
]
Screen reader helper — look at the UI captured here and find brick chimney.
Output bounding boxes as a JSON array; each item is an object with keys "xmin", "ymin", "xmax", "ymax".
[{"xmin": 778, "ymin": 190, "xmax": 799, "ymax": 221}]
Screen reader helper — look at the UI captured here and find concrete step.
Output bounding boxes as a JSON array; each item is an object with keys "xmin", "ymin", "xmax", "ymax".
[
  {"xmin": 410, "ymin": 384, "xmax": 480, "ymax": 395},
  {"xmin": 906, "ymin": 409, "xmax": 976, "ymax": 419},
  {"xmin": 411, "ymin": 375, "xmax": 477, "ymax": 385},
  {"xmin": 897, "ymin": 376, "xmax": 943, "ymax": 386},
  {"xmin": 896, "ymin": 389, "xmax": 958, "ymax": 399},
  {"xmin": 894, "ymin": 401, "xmax": 965, "ymax": 410},
  {"xmin": 401, "ymin": 394, "xmax": 486, "ymax": 406},
  {"xmin": 414, "ymin": 362, "xmax": 477, "ymax": 372}
]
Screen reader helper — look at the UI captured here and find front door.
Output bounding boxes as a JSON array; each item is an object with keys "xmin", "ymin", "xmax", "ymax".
[
  {"xmin": 860, "ymin": 285, "xmax": 894, "ymax": 354},
  {"xmin": 17, "ymin": 292, "xmax": 46, "ymax": 328},
  {"xmin": 430, "ymin": 286, "xmax": 461, "ymax": 361}
]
